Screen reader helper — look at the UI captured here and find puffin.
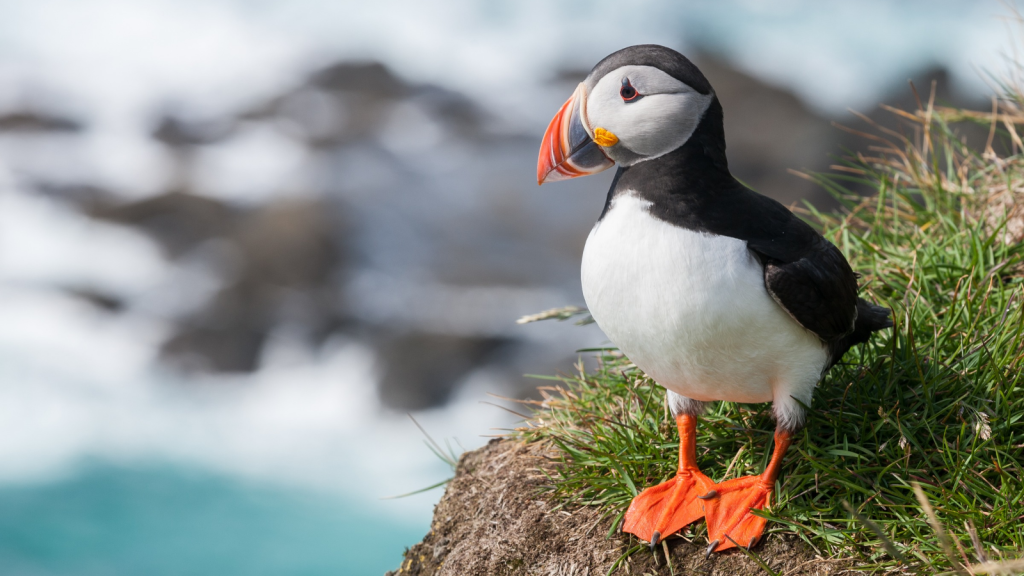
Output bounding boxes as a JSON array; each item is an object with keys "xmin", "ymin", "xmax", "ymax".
[{"xmin": 536, "ymin": 45, "xmax": 892, "ymax": 554}]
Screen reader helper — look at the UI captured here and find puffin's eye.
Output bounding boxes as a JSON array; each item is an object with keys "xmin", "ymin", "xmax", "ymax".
[{"xmin": 620, "ymin": 78, "xmax": 642, "ymax": 102}]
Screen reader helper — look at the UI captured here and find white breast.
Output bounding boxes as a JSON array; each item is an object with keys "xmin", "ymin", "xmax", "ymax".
[{"xmin": 581, "ymin": 193, "xmax": 827, "ymax": 407}]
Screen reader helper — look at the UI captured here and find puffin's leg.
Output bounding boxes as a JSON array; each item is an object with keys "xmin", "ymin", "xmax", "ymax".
[
  {"xmin": 700, "ymin": 393, "xmax": 802, "ymax": 553},
  {"xmin": 622, "ymin": 393, "xmax": 713, "ymax": 548}
]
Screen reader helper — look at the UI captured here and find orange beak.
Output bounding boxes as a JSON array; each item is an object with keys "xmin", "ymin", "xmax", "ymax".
[{"xmin": 537, "ymin": 83, "xmax": 615, "ymax": 185}]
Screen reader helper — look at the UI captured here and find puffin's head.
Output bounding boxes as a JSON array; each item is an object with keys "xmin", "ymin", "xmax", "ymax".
[{"xmin": 537, "ymin": 45, "xmax": 715, "ymax": 184}]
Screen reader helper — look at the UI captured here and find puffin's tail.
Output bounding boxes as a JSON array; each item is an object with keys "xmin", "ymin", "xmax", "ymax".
[{"xmin": 828, "ymin": 298, "xmax": 893, "ymax": 368}]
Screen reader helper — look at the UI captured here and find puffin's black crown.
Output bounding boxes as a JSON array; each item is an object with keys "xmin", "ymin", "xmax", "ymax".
[{"xmin": 587, "ymin": 45, "xmax": 713, "ymax": 96}]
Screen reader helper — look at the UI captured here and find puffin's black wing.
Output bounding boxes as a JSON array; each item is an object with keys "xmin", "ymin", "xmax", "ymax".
[
  {"xmin": 756, "ymin": 236, "xmax": 859, "ymax": 342},
  {"xmin": 724, "ymin": 190, "xmax": 859, "ymax": 342},
  {"xmin": 693, "ymin": 186, "xmax": 893, "ymax": 365}
]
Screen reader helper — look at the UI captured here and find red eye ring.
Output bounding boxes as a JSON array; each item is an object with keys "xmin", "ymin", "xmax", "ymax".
[{"xmin": 620, "ymin": 78, "xmax": 642, "ymax": 102}]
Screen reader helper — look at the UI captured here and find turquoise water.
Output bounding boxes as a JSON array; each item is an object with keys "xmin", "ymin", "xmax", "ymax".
[{"xmin": 0, "ymin": 464, "xmax": 427, "ymax": 576}]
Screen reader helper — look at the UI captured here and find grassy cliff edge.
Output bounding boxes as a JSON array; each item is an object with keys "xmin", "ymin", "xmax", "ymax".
[{"xmin": 394, "ymin": 91, "xmax": 1024, "ymax": 575}]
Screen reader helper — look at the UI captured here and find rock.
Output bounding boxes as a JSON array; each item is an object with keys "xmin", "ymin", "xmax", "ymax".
[
  {"xmin": 161, "ymin": 307, "xmax": 269, "ymax": 373},
  {"xmin": 231, "ymin": 200, "xmax": 341, "ymax": 291},
  {"xmin": 81, "ymin": 188, "xmax": 348, "ymax": 373},
  {"xmin": 34, "ymin": 182, "xmax": 116, "ymax": 215},
  {"xmin": 271, "ymin": 61, "xmax": 414, "ymax": 147},
  {"xmin": 91, "ymin": 191, "xmax": 237, "ymax": 258},
  {"xmin": 0, "ymin": 110, "xmax": 82, "ymax": 133},
  {"xmin": 391, "ymin": 439, "xmax": 855, "ymax": 576},
  {"xmin": 160, "ymin": 199, "xmax": 348, "ymax": 373},
  {"xmin": 373, "ymin": 330, "xmax": 515, "ymax": 410},
  {"xmin": 63, "ymin": 286, "xmax": 125, "ymax": 313},
  {"xmin": 152, "ymin": 114, "xmax": 235, "ymax": 147},
  {"xmin": 310, "ymin": 61, "xmax": 411, "ymax": 100}
]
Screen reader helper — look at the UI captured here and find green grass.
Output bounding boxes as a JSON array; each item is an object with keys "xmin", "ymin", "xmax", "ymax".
[{"xmin": 516, "ymin": 98, "xmax": 1024, "ymax": 573}]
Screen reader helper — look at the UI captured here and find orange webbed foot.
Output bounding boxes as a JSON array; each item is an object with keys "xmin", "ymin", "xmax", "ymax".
[
  {"xmin": 703, "ymin": 429, "xmax": 793, "ymax": 553},
  {"xmin": 622, "ymin": 468, "xmax": 715, "ymax": 546},
  {"xmin": 702, "ymin": 475, "xmax": 772, "ymax": 552}
]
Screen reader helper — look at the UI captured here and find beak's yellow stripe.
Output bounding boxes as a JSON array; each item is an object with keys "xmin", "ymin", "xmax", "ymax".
[{"xmin": 593, "ymin": 127, "xmax": 619, "ymax": 147}]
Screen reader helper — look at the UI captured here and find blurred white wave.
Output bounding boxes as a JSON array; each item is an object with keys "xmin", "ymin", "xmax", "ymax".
[{"xmin": 0, "ymin": 189, "xmax": 168, "ymax": 294}]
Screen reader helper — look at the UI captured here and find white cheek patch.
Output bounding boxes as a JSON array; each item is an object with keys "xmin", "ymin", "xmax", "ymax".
[
  {"xmin": 610, "ymin": 92, "xmax": 711, "ymax": 156},
  {"xmin": 586, "ymin": 65, "xmax": 713, "ymax": 162}
]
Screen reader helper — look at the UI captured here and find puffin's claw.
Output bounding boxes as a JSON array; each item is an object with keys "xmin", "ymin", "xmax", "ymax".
[
  {"xmin": 747, "ymin": 536, "xmax": 757, "ymax": 550},
  {"xmin": 705, "ymin": 540, "xmax": 719, "ymax": 559},
  {"xmin": 649, "ymin": 531, "xmax": 661, "ymax": 550},
  {"xmin": 697, "ymin": 489, "xmax": 718, "ymax": 500}
]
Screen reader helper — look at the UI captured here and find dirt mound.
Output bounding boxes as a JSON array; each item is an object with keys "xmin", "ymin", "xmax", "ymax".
[{"xmin": 389, "ymin": 439, "xmax": 856, "ymax": 575}]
